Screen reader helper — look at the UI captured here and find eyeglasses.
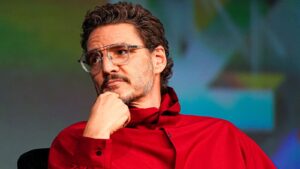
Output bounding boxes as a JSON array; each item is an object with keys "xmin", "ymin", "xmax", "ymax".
[{"xmin": 78, "ymin": 43, "xmax": 145, "ymax": 74}]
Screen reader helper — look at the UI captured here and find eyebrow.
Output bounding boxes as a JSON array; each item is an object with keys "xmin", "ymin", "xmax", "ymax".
[{"xmin": 88, "ymin": 42, "xmax": 127, "ymax": 52}]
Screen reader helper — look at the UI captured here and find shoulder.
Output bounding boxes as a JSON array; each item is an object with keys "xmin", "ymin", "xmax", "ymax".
[
  {"xmin": 169, "ymin": 115, "xmax": 253, "ymax": 143},
  {"xmin": 171, "ymin": 114, "xmax": 244, "ymax": 137},
  {"xmin": 176, "ymin": 114, "xmax": 236, "ymax": 129}
]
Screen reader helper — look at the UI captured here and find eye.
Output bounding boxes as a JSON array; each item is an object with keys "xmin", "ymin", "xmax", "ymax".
[
  {"xmin": 86, "ymin": 51, "xmax": 101, "ymax": 65},
  {"xmin": 109, "ymin": 45, "xmax": 129, "ymax": 56},
  {"xmin": 116, "ymin": 49, "xmax": 129, "ymax": 55}
]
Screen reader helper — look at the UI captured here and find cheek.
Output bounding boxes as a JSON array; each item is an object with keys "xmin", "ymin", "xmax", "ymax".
[
  {"xmin": 134, "ymin": 62, "xmax": 154, "ymax": 83},
  {"xmin": 93, "ymin": 74, "xmax": 104, "ymax": 86}
]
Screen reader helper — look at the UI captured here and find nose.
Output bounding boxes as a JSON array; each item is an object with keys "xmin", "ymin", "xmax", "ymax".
[{"xmin": 101, "ymin": 53, "xmax": 119, "ymax": 74}]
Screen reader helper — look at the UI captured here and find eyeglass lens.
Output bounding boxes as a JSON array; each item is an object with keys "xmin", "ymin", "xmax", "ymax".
[{"xmin": 83, "ymin": 44, "xmax": 130, "ymax": 72}]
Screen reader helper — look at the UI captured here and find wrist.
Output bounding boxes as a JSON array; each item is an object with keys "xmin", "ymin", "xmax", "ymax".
[{"xmin": 83, "ymin": 127, "xmax": 111, "ymax": 139}]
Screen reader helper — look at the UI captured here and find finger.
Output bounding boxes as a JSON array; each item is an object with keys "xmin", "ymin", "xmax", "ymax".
[
  {"xmin": 123, "ymin": 111, "xmax": 131, "ymax": 127},
  {"xmin": 101, "ymin": 91, "xmax": 119, "ymax": 97},
  {"xmin": 96, "ymin": 92, "xmax": 119, "ymax": 104}
]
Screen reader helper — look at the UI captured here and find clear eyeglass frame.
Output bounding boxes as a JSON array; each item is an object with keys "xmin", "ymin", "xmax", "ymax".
[{"xmin": 78, "ymin": 43, "xmax": 145, "ymax": 74}]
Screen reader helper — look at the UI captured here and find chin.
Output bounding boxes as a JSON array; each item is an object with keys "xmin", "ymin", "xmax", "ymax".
[
  {"xmin": 119, "ymin": 90, "xmax": 135, "ymax": 103},
  {"xmin": 103, "ymin": 85, "xmax": 122, "ymax": 93},
  {"xmin": 105, "ymin": 86, "xmax": 134, "ymax": 101},
  {"xmin": 103, "ymin": 84, "xmax": 144, "ymax": 105}
]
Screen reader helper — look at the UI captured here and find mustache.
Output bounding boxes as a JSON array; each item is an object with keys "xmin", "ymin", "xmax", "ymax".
[{"xmin": 101, "ymin": 74, "xmax": 130, "ymax": 90}]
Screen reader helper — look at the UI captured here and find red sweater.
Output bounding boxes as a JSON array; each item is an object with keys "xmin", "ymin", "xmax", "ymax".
[{"xmin": 48, "ymin": 88, "xmax": 277, "ymax": 169}]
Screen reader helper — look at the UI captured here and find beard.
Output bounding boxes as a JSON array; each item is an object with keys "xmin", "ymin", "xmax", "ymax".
[
  {"xmin": 100, "ymin": 74, "xmax": 130, "ymax": 92},
  {"xmin": 96, "ymin": 73, "xmax": 153, "ymax": 106}
]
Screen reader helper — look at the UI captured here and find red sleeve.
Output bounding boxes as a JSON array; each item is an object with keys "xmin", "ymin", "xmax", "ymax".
[
  {"xmin": 48, "ymin": 122, "xmax": 112, "ymax": 169},
  {"xmin": 234, "ymin": 125, "xmax": 278, "ymax": 169},
  {"xmin": 73, "ymin": 136, "xmax": 112, "ymax": 168}
]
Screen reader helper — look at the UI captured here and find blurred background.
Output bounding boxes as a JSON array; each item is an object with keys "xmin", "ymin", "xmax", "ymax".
[{"xmin": 1, "ymin": 0, "xmax": 299, "ymax": 168}]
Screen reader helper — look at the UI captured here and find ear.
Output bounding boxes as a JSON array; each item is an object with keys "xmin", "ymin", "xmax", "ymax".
[{"xmin": 151, "ymin": 45, "xmax": 167, "ymax": 74}]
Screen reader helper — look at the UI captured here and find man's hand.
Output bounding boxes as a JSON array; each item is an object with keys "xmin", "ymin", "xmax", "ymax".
[{"xmin": 83, "ymin": 92, "xmax": 131, "ymax": 139}]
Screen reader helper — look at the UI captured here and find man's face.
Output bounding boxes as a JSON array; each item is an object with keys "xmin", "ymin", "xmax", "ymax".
[{"xmin": 87, "ymin": 23, "xmax": 157, "ymax": 104}]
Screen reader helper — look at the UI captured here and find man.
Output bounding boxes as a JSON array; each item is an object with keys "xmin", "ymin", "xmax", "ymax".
[{"xmin": 48, "ymin": 2, "xmax": 277, "ymax": 169}]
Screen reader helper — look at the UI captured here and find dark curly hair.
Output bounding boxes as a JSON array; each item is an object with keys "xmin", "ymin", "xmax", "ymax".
[{"xmin": 81, "ymin": 2, "xmax": 173, "ymax": 94}]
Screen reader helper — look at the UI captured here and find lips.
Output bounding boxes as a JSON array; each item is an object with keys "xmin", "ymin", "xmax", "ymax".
[
  {"xmin": 106, "ymin": 79, "xmax": 124, "ymax": 87},
  {"xmin": 102, "ymin": 78, "xmax": 125, "ymax": 91},
  {"xmin": 100, "ymin": 74, "xmax": 130, "ymax": 92}
]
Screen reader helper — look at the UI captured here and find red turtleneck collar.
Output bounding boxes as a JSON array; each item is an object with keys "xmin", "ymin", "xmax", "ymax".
[{"xmin": 127, "ymin": 87, "xmax": 180, "ymax": 127}]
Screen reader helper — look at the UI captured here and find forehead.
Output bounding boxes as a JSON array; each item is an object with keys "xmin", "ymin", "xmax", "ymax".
[{"xmin": 87, "ymin": 23, "xmax": 144, "ymax": 51}]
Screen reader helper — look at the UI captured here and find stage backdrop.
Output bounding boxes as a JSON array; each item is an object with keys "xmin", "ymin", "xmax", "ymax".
[{"xmin": 0, "ymin": 0, "xmax": 299, "ymax": 168}]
